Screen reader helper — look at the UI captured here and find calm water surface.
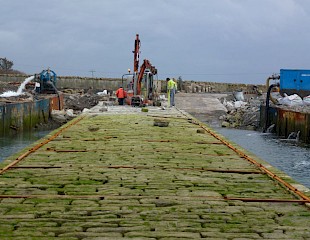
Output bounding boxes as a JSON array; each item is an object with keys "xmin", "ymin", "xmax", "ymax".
[
  {"xmin": 215, "ymin": 127, "xmax": 310, "ymax": 188},
  {"xmin": 0, "ymin": 131, "xmax": 51, "ymax": 162}
]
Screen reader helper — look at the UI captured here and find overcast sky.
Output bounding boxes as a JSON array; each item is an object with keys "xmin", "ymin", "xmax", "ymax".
[{"xmin": 1, "ymin": 0, "xmax": 310, "ymax": 84}]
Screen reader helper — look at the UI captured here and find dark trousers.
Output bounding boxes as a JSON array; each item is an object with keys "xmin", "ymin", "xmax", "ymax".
[{"xmin": 118, "ymin": 98, "xmax": 125, "ymax": 105}]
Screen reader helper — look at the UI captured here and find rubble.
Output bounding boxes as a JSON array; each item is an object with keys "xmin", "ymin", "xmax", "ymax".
[
  {"xmin": 50, "ymin": 109, "xmax": 77, "ymax": 124},
  {"xmin": 220, "ymin": 94, "xmax": 264, "ymax": 130},
  {"xmin": 270, "ymin": 92, "xmax": 310, "ymax": 113},
  {"xmin": 220, "ymin": 91, "xmax": 310, "ymax": 130},
  {"xmin": 63, "ymin": 90, "xmax": 116, "ymax": 112},
  {"xmin": 0, "ymin": 81, "xmax": 117, "ymax": 129},
  {"xmin": 64, "ymin": 93, "xmax": 99, "ymax": 112}
]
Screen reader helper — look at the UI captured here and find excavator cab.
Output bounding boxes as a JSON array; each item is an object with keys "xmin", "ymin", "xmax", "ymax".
[
  {"xmin": 140, "ymin": 69, "xmax": 155, "ymax": 101},
  {"xmin": 123, "ymin": 70, "xmax": 156, "ymax": 107}
]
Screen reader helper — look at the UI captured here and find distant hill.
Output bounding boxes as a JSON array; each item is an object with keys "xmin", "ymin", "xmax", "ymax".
[{"xmin": 0, "ymin": 69, "xmax": 25, "ymax": 75}]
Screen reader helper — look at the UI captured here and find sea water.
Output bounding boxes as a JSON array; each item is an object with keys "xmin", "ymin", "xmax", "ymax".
[
  {"xmin": 0, "ymin": 130, "xmax": 51, "ymax": 162},
  {"xmin": 215, "ymin": 127, "xmax": 310, "ymax": 189},
  {"xmin": 0, "ymin": 75, "xmax": 44, "ymax": 162}
]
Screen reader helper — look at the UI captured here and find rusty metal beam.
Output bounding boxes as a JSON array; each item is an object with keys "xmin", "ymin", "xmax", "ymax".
[
  {"xmin": 102, "ymin": 165, "xmax": 264, "ymax": 174},
  {"xmin": 7, "ymin": 164, "xmax": 260, "ymax": 175},
  {"xmin": 147, "ymin": 114, "xmax": 190, "ymax": 120},
  {"xmin": 0, "ymin": 194, "xmax": 306, "ymax": 204},
  {"xmin": 224, "ymin": 197, "xmax": 308, "ymax": 203},
  {"xmin": 47, "ymin": 149, "xmax": 88, "ymax": 153},
  {"xmin": 10, "ymin": 166, "xmax": 61, "ymax": 169},
  {"xmin": 146, "ymin": 139, "xmax": 223, "ymax": 144}
]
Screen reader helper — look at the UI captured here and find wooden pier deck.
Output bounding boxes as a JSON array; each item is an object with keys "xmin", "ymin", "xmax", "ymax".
[{"xmin": 0, "ymin": 105, "xmax": 309, "ymax": 239}]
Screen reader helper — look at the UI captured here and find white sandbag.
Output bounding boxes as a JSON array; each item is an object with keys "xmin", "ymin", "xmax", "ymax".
[
  {"xmin": 97, "ymin": 90, "xmax": 108, "ymax": 95},
  {"xmin": 65, "ymin": 109, "xmax": 76, "ymax": 118},
  {"xmin": 303, "ymin": 95, "xmax": 310, "ymax": 106},
  {"xmin": 82, "ymin": 108, "xmax": 90, "ymax": 113},
  {"xmin": 279, "ymin": 94, "xmax": 303, "ymax": 106},
  {"xmin": 234, "ymin": 101, "xmax": 247, "ymax": 108},
  {"xmin": 233, "ymin": 91, "xmax": 245, "ymax": 101}
]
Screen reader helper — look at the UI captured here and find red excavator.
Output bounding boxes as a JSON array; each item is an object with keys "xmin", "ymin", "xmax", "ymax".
[{"xmin": 122, "ymin": 34, "xmax": 158, "ymax": 106}]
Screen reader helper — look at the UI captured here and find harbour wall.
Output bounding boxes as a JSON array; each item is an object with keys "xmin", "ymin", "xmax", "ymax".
[
  {"xmin": 0, "ymin": 94, "xmax": 63, "ymax": 136},
  {"xmin": 260, "ymin": 105, "xmax": 310, "ymax": 143},
  {"xmin": 0, "ymin": 74, "xmax": 266, "ymax": 93}
]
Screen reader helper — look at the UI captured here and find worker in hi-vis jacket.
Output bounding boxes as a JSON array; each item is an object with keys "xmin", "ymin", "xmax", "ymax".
[
  {"xmin": 167, "ymin": 78, "xmax": 176, "ymax": 107},
  {"xmin": 115, "ymin": 86, "xmax": 127, "ymax": 105}
]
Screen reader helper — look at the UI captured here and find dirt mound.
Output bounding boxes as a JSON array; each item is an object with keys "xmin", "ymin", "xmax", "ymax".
[{"xmin": 63, "ymin": 93, "xmax": 99, "ymax": 111}]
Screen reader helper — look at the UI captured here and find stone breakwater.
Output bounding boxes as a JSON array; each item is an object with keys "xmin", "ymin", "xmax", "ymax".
[
  {"xmin": 0, "ymin": 74, "xmax": 266, "ymax": 94},
  {"xmin": 0, "ymin": 105, "xmax": 309, "ymax": 239}
]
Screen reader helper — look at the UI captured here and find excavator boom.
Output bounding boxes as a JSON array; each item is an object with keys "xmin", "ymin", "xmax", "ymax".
[
  {"xmin": 133, "ymin": 34, "xmax": 140, "ymax": 73},
  {"xmin": 123, "ymin": 34, "xmax": 158, "ymax": 106}
]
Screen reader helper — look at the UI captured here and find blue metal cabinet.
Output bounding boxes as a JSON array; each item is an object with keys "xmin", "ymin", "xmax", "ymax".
[{"xmin": 280, "ymin": 69, "xmax": 310, "ymax": 91}]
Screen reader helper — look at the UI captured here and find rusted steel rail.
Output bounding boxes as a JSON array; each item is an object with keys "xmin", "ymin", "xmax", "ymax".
[
  {"xmin": 46, "ymin": 148, "xmax": 231, "ymax": 157},
  {"xmin": 106, "ymin": 165, "xmax": 263, "ymax": 174},
  {"xmin": 146, "ymin": 139, "xmax": 224, "ymax": 144},
  {"xmin": 10, "ymin": 164, "xmax": 262, "ymax": 174},
  {"xmin": 183, "ymin": 114, "xmax": 310, "ymax": 203},
  {"xmin": 224, "ymin": 197, "xmax": 308, "ymax": 203},
  {"xmin": 0, "ymin": 115, "xmax": 85, "ymax": 175},
  {"xmin": 0, "ymin": 194, "xmax": 306, "ymax": 203},
  {"xmin": 46, "ymin": 148, "xmax": 88, "ymax": 153},
  {"xmin": 10, "ymin": 166, "xmax": 62, "ymax": 169}
]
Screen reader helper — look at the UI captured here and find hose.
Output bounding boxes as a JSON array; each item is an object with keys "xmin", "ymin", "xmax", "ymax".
[
  {"xmin": 263, "ymin": 83, "xmax": 280, "ymax": 132},
  {"xmin": 49, "ymin": 81, "xmax": 62, "ymax": 110}
]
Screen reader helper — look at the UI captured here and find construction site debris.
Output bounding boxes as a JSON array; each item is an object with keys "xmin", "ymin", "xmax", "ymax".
[
  {"xmin": 63, "ymin": 93, "xmax": 99, "ymax": 112},
  {"xmin": 303, "ymin": 95, "xmax": 310, "ymax": 105},
  {"xmin": 63, "ymin": 91, "xmax": 114, "ymax": 111},
  {"xmin": 269, "ymin": 92, "xmax": 310, "ymax": 113},
  {"xmin": 220, "ymin": 95, "xmax": 263, "ymax": 130},
  {"xmin": 278, "ymin": 93, "xmax": 303, "ymax": 106},
  {"xmin": 233, "ymin": 90, "xmax": 245, "ymax": 101},
  {"xmin": 50, "ymin": 109, "xmax": 77, "ymax": 124}
]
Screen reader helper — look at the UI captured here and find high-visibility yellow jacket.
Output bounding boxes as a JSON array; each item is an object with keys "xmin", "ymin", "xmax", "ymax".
[
  {"xmin": 167, "ymin": 79, "xmax": 176, "ymax": 90},
  {"xmin": 174, "ymin": 80, "xmax": 178, "ymax": 90}
]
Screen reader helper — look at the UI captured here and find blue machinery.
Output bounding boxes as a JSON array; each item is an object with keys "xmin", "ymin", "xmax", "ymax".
[
  {"xmin": 35, "ymin": 69, "xmax": 58, "ymax": 94},
  {"xmin": 34, "ymin": 68, "xmax": 61, "ymax": 110}
]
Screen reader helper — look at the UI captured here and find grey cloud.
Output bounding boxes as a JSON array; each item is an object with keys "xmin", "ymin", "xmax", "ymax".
[{"xmin": 1, "ymin": 0, "xmax": 310, "ymax": 83}]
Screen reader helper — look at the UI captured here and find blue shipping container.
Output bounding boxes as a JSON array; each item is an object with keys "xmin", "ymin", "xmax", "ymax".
[{"xmin": 280, "ymin": 69, "xmax": 310, "ymax": 94}]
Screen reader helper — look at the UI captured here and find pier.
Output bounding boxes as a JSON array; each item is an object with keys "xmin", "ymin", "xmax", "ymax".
[{"xmin": 0, "ymin": 104, "xmax": 309, "ymax": 239}]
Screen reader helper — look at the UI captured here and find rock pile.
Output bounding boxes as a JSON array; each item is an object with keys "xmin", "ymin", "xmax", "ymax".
[
  {"xmin": 64, "ymin": 93, "xmax": 99, "ymax": 111},
  {"xmin": 50, "ymin": 109, "xmax": 77, "ymax": 124},
  {"xmin": 50, "ymin": 91, "xmax": 116, "ymax": 124},
  {"xmin": 219, "ymin": 94, "xmax": 264, "ymax": 130}
]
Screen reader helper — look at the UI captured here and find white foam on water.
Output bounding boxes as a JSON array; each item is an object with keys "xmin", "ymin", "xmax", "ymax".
[{"xmin": 0, "ymin": 76, "xmax": 34, "ymax": 97}]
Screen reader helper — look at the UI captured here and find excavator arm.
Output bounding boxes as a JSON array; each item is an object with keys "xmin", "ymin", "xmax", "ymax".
[
  {"xmin": 136, "ymin": 59, "xmax": 157, "ymax": 95},
  {"xmin": 133, "ymin": 34, "xmax": 140, "ymax": 73}
]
